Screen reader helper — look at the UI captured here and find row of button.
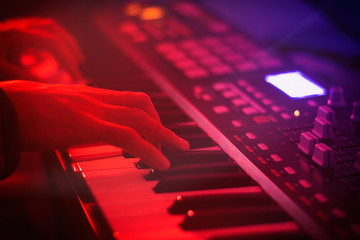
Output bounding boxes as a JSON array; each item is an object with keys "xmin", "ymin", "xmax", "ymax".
[{"xmin": 155, "ymin": 35, "xmax": 282, "ymax": 79}]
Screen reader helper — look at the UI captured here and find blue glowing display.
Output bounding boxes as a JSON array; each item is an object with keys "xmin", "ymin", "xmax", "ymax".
[{"xmin": 265, "ymin": 71, "xmax": 326, "ymax": 99}]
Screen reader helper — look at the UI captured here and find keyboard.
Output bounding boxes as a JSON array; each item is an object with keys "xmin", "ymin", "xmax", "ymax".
[{"xmin": 56, "ymin": 1, "xmax": 360, "ymax": 239}]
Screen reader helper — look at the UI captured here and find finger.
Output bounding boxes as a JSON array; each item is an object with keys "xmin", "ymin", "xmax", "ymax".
[
  {"xmin": 61, "ymin": 94, "xmax": 188, "ymax": 150},
  {"xmin": 55, "ymin": 87, "xmax": 161, "ymax": 122},
  {"xmin": 82, "ymin": 112, "xmax": 170, "ymax": 170}
]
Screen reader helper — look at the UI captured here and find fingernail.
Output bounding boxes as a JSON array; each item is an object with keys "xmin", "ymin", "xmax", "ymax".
[{"xmin": 157, "ymin": 155, "xmax": 170, "ymax": 170}]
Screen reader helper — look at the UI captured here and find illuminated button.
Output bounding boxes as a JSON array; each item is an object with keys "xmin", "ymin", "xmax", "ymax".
[
  {"xmin": 258, "ymin": 58, "xmax": 282, "ymax": 68},
  {"xmin": 231, "ymin": 120, "xmax": 242, "ymax": 127},
  {"xmin": 270, "ymin": 154, "xmax": 282, "ymax": 162},
  {"xmin": 270, "ymin": 105, "xmax": 281, "ymax": 112},
  {"xmin": 281, "ymin": 113, "xmax": 291, "ymax": 120},
  {"xmin": 299, "ymin": 179, "xmax": 311, "ymax": 188},
  {"xmin": 184, "ymin": 68, "xmax": 208, "ymax": 79},
  {"xmin": 156, "ymin": 43, "xmax": 176, "ymax": 52},
  {"xmin": 235, "ymin": 61, "xmax": 258, "ymax": 71},
  {"xmin": 312, "ymin": 118, "xmax": 334, "ymax": 139},
  {"xmin": 242, "ymin": 107, "xmax": 258, "ymax": 115},
  {"xmin": 140, "ymin": 6, "xmax": 165, "ymax": 20},
  {"xmin": 245, "ymin": 86, "xmax": 255, "ymax": 93},
  {"xmin": 237, "ymin": 79, "xmax": 248, "ymax": 86},
  {"xmin": 232, "ymin": 98, "xmax": 247, "ymax": 106},
  {"xmin": 253, "ymin": 92, "xmax": 264, "ymax": 99},
  {"xmin": 298, "ymin": 132, "xmax": 319, "ymax": 156},
  {"xmin": 209, "ymin": 65, "xmax": 233, "ymax": 75},
  {"xmin": 307, "ymin": 100, "xmax": 318, "ymax": 107},
  {"xmin": 262, "ymin": 99, "xmax": 273, "ymax": 106},
  {"xmin": 258, "ymin": 143, "xmax": 269, "ymax": 150},
  {"xmin": 316, "ymin": 105, "xmax": 336, "ymax": 124},
  {"xmin": 284, "ymin": 166, "xmax": 296, "ymax": 175},
  {"xmin": 312, "ymin": 143, "xmax": 334, "ymax": 167},
  {"xmin": 245, "ymin": 132, "xmax": 256, "ymax": 140},
  {"xmin": 202, "ymin": 94, "xmax": 212, "ymax": 101},
  {"xmin": 253, "ymin": 116, "xmax": 270, "ymax": 124},
  {"xmin": 293, "ymin": 110, "xmax": 300, "ymax": 117},
  {"xmin": 213, "ymin": 82, "xmax": 228, "ymax": 91},
  {"xmin": 164, "ymin": 51, "xmax": 187, "ymax": 61},
  {"xmin": 213, "ymin": 105, "xmax": 229, "ymax": 114},
  {"xmin": 222, "ymin": 91, "xmax": 236, "ymax": 98},
  {"xmin": 179, "ymin": 40, "xmax": 200, "ymax": 49},
  {"xmin": 174, "ymin": 59, "xmax": 197, "ymax": 69},
  {"xmin": 314, "ymin": 193, "xmax": 328, "ymax": 203},
  {"xmin": 199, "ymin": 57, "xmax": 221, "ymax": 66},
  {"xmin": 332, "ymin": 208, "xmax": 345, "ymax": 218}
]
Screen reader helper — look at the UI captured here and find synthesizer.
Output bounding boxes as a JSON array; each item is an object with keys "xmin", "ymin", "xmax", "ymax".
[{"xmin": 57, "ymin": 1, "xmax": 360, "ymax": 239}]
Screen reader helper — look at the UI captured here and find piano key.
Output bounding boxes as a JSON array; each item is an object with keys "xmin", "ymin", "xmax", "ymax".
[
  {"xmin": 153, "ymin": 172, "xmax": 255, "ymax": 193},
  {"xmin": 68, "ymin": 144, "xmax": 123, "ymax": 162},
  {"xmin": 182, "ymin": 134, "xmax": 217, "ymax": 149},
  {"xmin": 144, "ymin": 162, "xmax": 240, "ymax": 181},
  {"xmin": 157, "ymin": 110, "xmax": 192, "ymax": 125},
  {"xmin": 166, "ymin": 150, "xmax": 230, "ymax": 166},
  {"xmin": 168, "ymin": 191, "xmax": 273, "ymax": 214},
  {"xmin": 168, "ymin": 122, "xmax": 205, "ymax": 136},
  {"xmin": 180, "ymin": 206, "xmax": 292, "ymax": 230}
]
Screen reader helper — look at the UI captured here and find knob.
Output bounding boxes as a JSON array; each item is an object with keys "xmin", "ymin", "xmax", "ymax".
[
  {"xmin": 327, "ymin": 87, "xmax": 346, "ymax": 108},
  {"xmin": 316, "ymin": 105, "xmax": 336, "ymax": 124},
  {"xmin": 298, "ymin": 132, "xmax": 319, "ymax": 155},
  {"xmin": 312, "ymin": 143, "xmax": 334, "ymax": 167},
  {"xmin": 312, "ymin": 118, "xmax": 334, "ymax": 139}
]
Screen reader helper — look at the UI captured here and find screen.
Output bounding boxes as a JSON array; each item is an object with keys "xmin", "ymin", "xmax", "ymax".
[{"xmin": 265, "ymin": 71, "xmax": 326, "ymax": 99}]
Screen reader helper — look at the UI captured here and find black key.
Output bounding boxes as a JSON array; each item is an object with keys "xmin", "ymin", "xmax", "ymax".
[
  {"xmin": 158, "ymin": 110, "xmax": 192, "ymax": 125},
  {"xmin": 166, "ymin": 150, "xmax": 230, "ymax": 167},
  {"xmin": 180, "ymin": 206, "xmax": 291, "ymax": 230},
  {"xmin": 168, "ymin": 192, "xmax": 273, "ymax": 214},
  {"xmin": 168, "ymin": 122, "xmax": 205, "ymax": 136},
  {"xmin": 153, "ymin": 172, "xmax": 255, "ymax": 193},
  {"xmin": 144, "ymin": 162, "xmax": 240, "ymax": 181},
  {"xmin": 183, "ymin": 134, "xmax": 217, "ymax": 149}
]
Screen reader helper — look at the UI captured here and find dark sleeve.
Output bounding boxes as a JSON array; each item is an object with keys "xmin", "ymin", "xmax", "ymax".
[{"xmin": 0, "ymin": 88, "xmax": 20, "ymax": 180}]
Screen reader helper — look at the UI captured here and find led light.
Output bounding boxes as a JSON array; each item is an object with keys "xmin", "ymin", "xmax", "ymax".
[
  {"xmin": 187, "ymin": 210, "xmax": 194, "ymax": 217},
  {"xmin": 176, "ymin": 195, "xmax": 182, "ymax": 201},
  {"xmin": 140, "ymin": 6, "xmax": 165, "ymax": 20},
  {"xmin": 265, "ymin": 71, "xmax": 326, "ymax": 99},
  {"xmin": 294, "ymin": 110, "xmax": 300, "ymax": 117}
]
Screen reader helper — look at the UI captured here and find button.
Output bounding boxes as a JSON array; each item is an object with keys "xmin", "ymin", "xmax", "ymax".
[
  {"xmin": 164, "ymin": 51, "xmax": 187, "ymax": 61},
  {"xmin": 245, "ymin": 86, "xmax": 255, "ymax": 93},
  {"xmin": 312, "ymin": 143, "xmax": 334, "ymax": 167},
  {"xmin": 312, "ymin": 118, "xmax": 334, "ymax": 139},
  {"xmin": 314, "ymin": 193, "xmax": 327, "ymax": 203},
  {"xmin": 262, "ymin": 99, "xmax": 273, "ymax": 105},
  {"xmin": 270, "ymin": 105, "xmax": 281, "ymax": 112},
  {"xmin": 209, "ymin": 65, "xmax": 233, "ymax": 75},
  {"xmin": 284, "ymin": 166, "xmax": 296, "ymax": 174},
  {"xmin": 232, "ymin": 98, "xmax": 247, "ymax": 106},
  {"xmin": 156, "ymin": 42, "xmax": 176, "ymax": 52},
  {"xmin": 231, "ymin": 120, "xmax": 242, "ymax": 127},
  {"xmin": 237, "ymin": 79, "xmax": 248, "ymax": 86},
  {"xmin": 258, "ymin": 143, "xmax": 269, "ymax": 150},
  {"xmin": 245, "ymin": 132, "xmax": 256, "ymax": 140},
  {"xmin": 253, "ymin": 92, "xmax": 264, "ymax": 99},
  {"xmin": 174, "ymin": 59, "xmax": 197, "ymax": 69},
  {"xmin": 242, "ymin": 107, "xmax": 258, "ymax": 115},
  {"xmin": 270, "ymin": 154, "xmax": 282, "ymax": 162},
  {"xmin": 213, "ymin": 82, "xmax": 228, "ymax": 91},
  {"xmin": 299, "ymin": 179, "xmax": 311, "ymax": 188},
  {"xmin": 298, "ymin": 132, "xmax": 319, "ymax": 155},
  {"xmin": 316, "ymin": 105, "xmax": 336, "ymax": 124},
  {"xmin": 327, "ymin": 86, "xmax": 346, "ymax": 108},
  {"xmin": 213, "ymin": 105, "xmax": 229, "ymax": 114},
  {"xmin": 235, "ymin": 61, "xmax": 257, "ymax": 71},
  {"xmin": 222, "ymin": 91, "xmax": 236, "ymax": 98},
  {"xmin": 202, "ymin": 94, "xmax": 212, "ymax": 101},
  {"xmin": 280, "ymin": 113, "xmax": 291, "ymax": 120},
  {"xmin": 184, "ymin": 68, "xmax": 208, "ymax": 79}
]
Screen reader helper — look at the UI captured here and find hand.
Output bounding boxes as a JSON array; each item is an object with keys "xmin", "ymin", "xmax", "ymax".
[
  {"xmin": 0, "ymin": 17, "xmax": 84, "ymax": 83},
  {"xmin": 0, "ymin": 80, "xmax": 189, "ymax": 170}
]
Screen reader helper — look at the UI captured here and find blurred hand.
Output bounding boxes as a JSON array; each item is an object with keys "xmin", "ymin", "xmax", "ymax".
[
  {"xmin": 0, "ymin": 17, "xmax": 84, "ymax": 83},
  {"xmin": 0, "ymin": 80, "xmax": 189, "ymax": 170}
]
